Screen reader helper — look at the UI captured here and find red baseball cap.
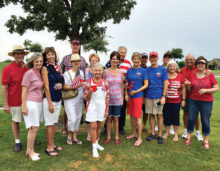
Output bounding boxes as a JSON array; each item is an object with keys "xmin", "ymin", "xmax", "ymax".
[
  {"xmin": 71, "ymin": 39, "xmax": 80, "ymax": 45},
  {"xmin": 149, "ymin": 51, "xmax": 158, "ymax": 57}
]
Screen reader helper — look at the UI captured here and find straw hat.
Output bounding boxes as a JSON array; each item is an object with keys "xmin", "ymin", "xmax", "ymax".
[
  {"xmin": 71, "ymin": 54, "xmax": 81, "ymax": 61},
  {"xmin": 8, "ymin": 45, "xmax": 29, "ymax": 56}
]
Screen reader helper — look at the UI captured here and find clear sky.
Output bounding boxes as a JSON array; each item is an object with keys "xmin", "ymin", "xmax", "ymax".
[{"xmin": 0, "ymin": 0, "xmax": 220, "ymax": 65}]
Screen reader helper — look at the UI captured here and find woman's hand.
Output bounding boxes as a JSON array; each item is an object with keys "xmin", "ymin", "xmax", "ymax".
[
  {"xmin": 55, "ymin": 83, "xmax": 63, "ymax": 90},
  {"xmin": 129, "ymin": 90, "xmax": 138, "ymax": 96},
  {"xmin": 104, "ymin": 111, "xmax": 108, "ymax": 118},
  {"xmin": 181, "ymin": 100, "xmax": 186, "ymax": 108},
  {"xmin": 184, "ymin": 78, "xmax": 191, "ymax": 86},
  {"xmin": 160, "ymin": 96, "xmax": 166, "ymax": 105},
  {"xmin": 125, "ymin": 95, "xmax": 130, "ymax": 102},
  {"xmin": 22, "ymin": 105, "xmax": 28, "ymax": 116},
  {"xmin": 199, "ymin": 89, "xmax": 207, "ymax": 94},
  {"xmin": 49, "ymin": 102, "xmax": 54, "ymax": 113}
]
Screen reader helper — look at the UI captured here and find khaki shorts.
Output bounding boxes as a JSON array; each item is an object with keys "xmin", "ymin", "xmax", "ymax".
[
  {"xmin": 10, "ymin": 106, "xmax": 23, "ymax": 122},
  {"xmin": 145, "ymin": 98, "xmax": 164, "ymax": 115}
]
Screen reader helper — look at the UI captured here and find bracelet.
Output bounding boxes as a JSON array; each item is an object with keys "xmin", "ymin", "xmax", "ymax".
[
  {"xmin": 182, "ymin": 99, "xmax": 186, "ymax": 101},
  {"xmin": 162, "ymin": 95, "xmax": 166, "ymax": 97}
]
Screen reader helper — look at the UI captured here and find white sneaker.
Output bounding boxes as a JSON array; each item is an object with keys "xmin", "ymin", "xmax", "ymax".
[
  {"xmin": 92, "ymin": 148, "xmax": 99, "ymax": 158},
  {"xmin": 97, "ymin": 143, "xmax": 104, "ymax": 151},
  {"xmin": 182, "ymin": 130, "xmax": 187, "ymax": 139},
  {"xmin": 195, "ymin": 132, "xmax": 203, "ymax": 141},
  {"xmin": 169, "ymin": 126, "xmax": 175, "ymax": 135},
  {"xmin": 155, "ymin": 125, "xmax": 158, "ymax": 131}
]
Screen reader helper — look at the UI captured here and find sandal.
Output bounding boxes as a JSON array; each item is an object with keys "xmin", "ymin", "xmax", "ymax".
[
  {"xmin": 45, "ymin": 149, "xmax": 58, "ymax": 156},
  {"xmin": 61, "ymin": 129, "xmax": 67, "ymax": 136},
  {"xmin": 115, "ymin": 139, "xmax": 120, "ymax": 146},
  {"xmin": 87, "ymin": 136, "xmax": 91, "ymax": 142},
  {"xmin": 204, "ymin": 142, "xmax": 210, "ymax": 149},
  {"xmin": 67, "ymin": 138, "xmax": 72, "ymax": 145},
  {"xmin": 126, "ymin": 135, "xmax": 137, "ymax": 140},
  {"xmin": 72, "ymin": 140, "xmax": 82, "ymax": 145},
  {"xmin": 54, "ymin": 145, "xmax": 63, "ymax": 151},
  {"xmin": 134, "ymin": 140, "xmax": 142, "ymax": 147},
  {"xmin": 173, "ymin": 136, "xmax": 179, "ymax": 141},
  {"xmin": 104, "ymin": 139, "xmax": 110, "ymax": 145},
  {"xmin": 163, "ymin": 133, "xmax": 169, "ymax": 139},
  {"xmin": 184, "ymin": 139, "xmax": 191, "ymax": 146}
]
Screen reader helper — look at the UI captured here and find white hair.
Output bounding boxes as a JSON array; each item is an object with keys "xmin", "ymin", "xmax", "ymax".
[
  {"xmin": 118, "ymin": 46, "xmax": 127, "ymax": 52},
  {"xmin": 91, "ymin": 63, "xmax": 103, "ymax": 71},
  {"xmin": 167, "ymin": 60, "xmax": 179, "ymax": 71}
]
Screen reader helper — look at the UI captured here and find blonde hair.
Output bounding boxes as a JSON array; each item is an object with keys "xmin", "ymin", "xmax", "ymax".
[
  {"xmin": 89, "ymin": 53, "xmax": 100, "ymax": 63},
  {"xmin": 131, "ymin": 52, "xmax": 141, "ymax": 61}
]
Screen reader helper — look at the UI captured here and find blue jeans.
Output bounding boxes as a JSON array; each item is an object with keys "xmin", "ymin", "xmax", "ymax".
[{"xmin": 187, "ymin": 99, "xmax": 213, "ymax": 136}]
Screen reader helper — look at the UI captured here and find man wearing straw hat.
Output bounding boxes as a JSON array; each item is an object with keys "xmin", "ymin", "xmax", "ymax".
[{"xmin": 1, "ymin": 45, "xmax": 29, "ymax": 152}]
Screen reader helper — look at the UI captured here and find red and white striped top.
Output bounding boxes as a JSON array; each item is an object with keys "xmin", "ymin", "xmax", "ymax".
[
  {"xmin": 120, "ymin": 59, "xmax": 132, "ymax": 77},
  {"xmin": 105, "ymin": 69, "xmax": 123, "ymax": 106}
]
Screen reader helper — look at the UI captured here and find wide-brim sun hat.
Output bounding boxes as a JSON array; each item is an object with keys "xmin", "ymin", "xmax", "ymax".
[
  {"xmin": 8, "ymin": 45, "xmax": 29, "ymax": 56},
  {"xmin": 71, "ymin": 54, "xmax": 81, "ymax": 61}
]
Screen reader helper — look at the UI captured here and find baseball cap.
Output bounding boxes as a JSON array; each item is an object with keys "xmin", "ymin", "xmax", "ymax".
[
  {"xmin": 149, "ymin": 51, "xmax": 158, "ymax": 57},
  {"xmin": 141, "ymin": 53, "xmax": 148, "ymax": 59},
  {"xmin": 71, "ymin": 39, "xmax": 80, "ymax": 45}
]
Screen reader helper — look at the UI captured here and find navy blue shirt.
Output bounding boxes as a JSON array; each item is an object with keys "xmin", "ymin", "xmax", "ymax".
[{"xmin": 43, "ymin": 65, "xmax": 62, "ymax": 102}]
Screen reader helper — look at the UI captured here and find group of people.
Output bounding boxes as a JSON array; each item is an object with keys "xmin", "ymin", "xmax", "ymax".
[{"xmin": 1, "ymin": 39, "xmax": 219, "ymax": 160}]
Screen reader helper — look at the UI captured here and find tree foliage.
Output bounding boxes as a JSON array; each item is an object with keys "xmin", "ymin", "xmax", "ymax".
[
  {"xmin": 2, "ymin": 0, "xmax": 136, "ymax": 52},
  {"xmin": 176, "ymin": 61, "xmax": 185, "ymax": 69},
  {"xmin": 23, "ymin": 39, "xmax": 43, "ymax": 52},
  {"xmin": 83, "ymin": 35, "xmax": 109, "ymax": 53},
  {"xmin": 170, "ymin": 48, "xmax": 184, "ymax": 61}
]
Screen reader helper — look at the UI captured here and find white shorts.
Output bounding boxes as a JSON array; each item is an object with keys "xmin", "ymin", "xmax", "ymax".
[
  {"xmin": 23, "ymin": 101, "xmax": 43, "ymax": 129},
  {"xmin": 85, "ymin": 102, "xmax": 106, "ymax": 122},
  {"xmin": 64, "ymin": 99, "xmax": 83, "ymax": 132},
  {"xmin": 10, "ymin": 106, "xmax": 23, "ymax": 122},
  {"xmin": 43, "ymin": 98, "xmax": 61, "ymax": 126}
]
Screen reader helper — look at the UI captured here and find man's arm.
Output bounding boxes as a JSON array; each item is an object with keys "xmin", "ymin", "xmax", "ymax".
[
  {"xmin": 161, "ymin": 80, "xmax": 168, "ymax": 105},
  {"xmin": 2, "ymin": 85, "xmax": 10, "ymax": 114}
]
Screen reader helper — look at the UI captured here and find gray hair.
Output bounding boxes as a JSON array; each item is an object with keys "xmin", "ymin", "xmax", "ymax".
[
  {"xmin": 167, "ymin": 60, "xmax": 179, "ymax": 72},
  {"xmin": 26, "ymin": 52, "xmax": 43, "ymax": 68},
  {"xmin": 91, "ymin": 63, "xmax": 103, "ymax": 71},
  {"xmin": 118, "ymin": 46, "xmax": 127, "ymax": 52}
]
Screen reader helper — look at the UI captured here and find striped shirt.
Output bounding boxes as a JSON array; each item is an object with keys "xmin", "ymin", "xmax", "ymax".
[
  {"xmin": 105, "ymin": 69, "xmax": 123, "ymax": 106},
  {"xmin": 60, "ymin": 54, "xmax": 86, "ymax": 74}
]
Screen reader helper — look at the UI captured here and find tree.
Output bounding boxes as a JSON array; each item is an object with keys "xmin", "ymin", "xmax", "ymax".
[
  {"xmin": 83, "ymin": 35, "xmax": 109, "ymax": 53},
  {"xmin": 176, "ymin": 61, "xmax": 185, "ymax": 69},
  {"xmin": 2, "ymin": 0, "xmax": 136, "ymax": 52},
  {"xmin": 170, "ymin": 48, "xmax": 184, "ymax": 61},
  {"xmin": 23, "ymin": 39, "xmax": 43, "ymax": 52}
]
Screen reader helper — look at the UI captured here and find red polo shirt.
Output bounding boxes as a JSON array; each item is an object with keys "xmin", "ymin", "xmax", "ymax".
[
  {"xmin": 1, "ymin": 61, "xmax": 29, "ymax": 107},
  {"xmin": 180, "ymin": 65, "xmax": 197, "ymax": 98}
]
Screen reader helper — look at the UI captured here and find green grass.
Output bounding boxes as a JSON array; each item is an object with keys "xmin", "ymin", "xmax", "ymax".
[
  {"xmin": 0, "ymin": 62, "xmax": 220, "ymax": 170},
  {"xmin": 212, "ymin": 70, "xmax": 220, "ymax": 75}
]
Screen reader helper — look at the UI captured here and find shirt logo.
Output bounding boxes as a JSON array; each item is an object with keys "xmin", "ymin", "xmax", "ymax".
[
  {"xmin": 156, "ymin": 73, "xmax": 161, "ymax": 77},
  {"xmin": 137, "ymin": 72, "xmax": 141, "ymax": 76}
]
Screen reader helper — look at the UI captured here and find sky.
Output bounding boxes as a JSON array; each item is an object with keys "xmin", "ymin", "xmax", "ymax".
[{"xmin": 0, "ymin": 0, "xmax": 220, "ymax": 65}]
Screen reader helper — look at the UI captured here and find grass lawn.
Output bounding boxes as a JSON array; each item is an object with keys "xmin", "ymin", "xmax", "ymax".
[
  {"xmin": 0, "ymin": 63, "xmax": 220, "ymax": 170},
  {"xmin": 212, "ymin": 70, "xmax": 220, "ymax": 75}
]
